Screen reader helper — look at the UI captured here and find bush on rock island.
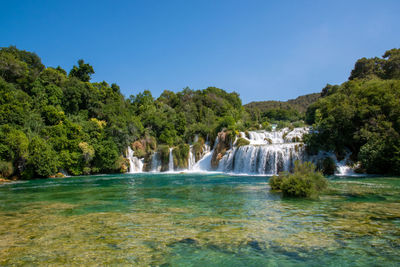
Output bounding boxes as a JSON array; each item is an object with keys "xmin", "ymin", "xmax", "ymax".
[{"xmin": 269, "ymin": 161, "xmax": 328, "ymax": 198}]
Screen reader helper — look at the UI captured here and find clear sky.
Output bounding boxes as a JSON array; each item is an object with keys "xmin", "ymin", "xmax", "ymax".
[{"xmin": 1, "ymin": 0, "xmax": 399, "ymax": 103}]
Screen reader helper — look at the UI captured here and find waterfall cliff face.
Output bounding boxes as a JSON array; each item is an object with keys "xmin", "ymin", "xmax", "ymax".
[
  {"xmin": 216, "ymin": 128, "xmax": 308, "ymax": 174},
  {"xmin": 127, "ymin": 147, "xmax": 144, "ymax": 173}
]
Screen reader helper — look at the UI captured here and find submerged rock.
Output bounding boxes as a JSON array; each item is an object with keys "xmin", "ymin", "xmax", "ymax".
[
  {"xmin": 211, "ymin": 131, "xmax": 235, "ymax": 169},
  {"xmin": 177, "ymin": 238, "xmax": 198, "ymax": 245},
  {"xmin": 247, "ymin": 240, "xmax": 263, "ymax": 251}
]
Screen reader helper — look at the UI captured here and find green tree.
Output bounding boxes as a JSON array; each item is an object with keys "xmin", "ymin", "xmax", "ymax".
[
  {"xmin": 382, "ymin": 48, "xmax": 400, "ymax": 79},
  {"xmin": 93, "ymin": 139, "xmax": 119, "ymax": 173},
  {"xmin": 26, "ymin": 136, "xmax": 58, "ymax": 178},
  {"xmin": 69, "ymin": 59, "xmax": 94, "ymax": 82}
]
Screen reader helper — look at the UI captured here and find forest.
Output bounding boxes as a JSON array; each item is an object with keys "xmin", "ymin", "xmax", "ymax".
[
  {"xmin": 0, "ymin": 46, "xmax": 399, "ymax": 179},
  {"xmin": 305, "ymin": 49, "xmax": 400, "ymax": 174}
]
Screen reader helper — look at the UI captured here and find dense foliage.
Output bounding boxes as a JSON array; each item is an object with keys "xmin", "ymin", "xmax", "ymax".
[
  {"xmin": 0, "ymin": 46, "xmax": 249, "ymax": 179},
  {"xmin": 306, "ymin": 49, "xmax": 400, "ymax": 174},
  {"xmin": 269, "ymin": 161, "xmax": 328, "ymax": 198},
  {"xmin": 1, "ymin": 45, "xmax": 399, "ymax": 179},
  {"xmin": 245, "ymin": 93, "xmax": 320, "ymax": 125}
]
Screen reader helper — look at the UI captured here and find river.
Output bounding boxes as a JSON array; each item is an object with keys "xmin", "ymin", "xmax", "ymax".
[{"xmin": 0, "ymin": 173, "xmax": 399, "ymax": 266}]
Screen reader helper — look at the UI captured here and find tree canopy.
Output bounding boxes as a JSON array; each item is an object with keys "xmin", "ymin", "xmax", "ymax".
[
  {"xmin": 0, "ymin": 46, "xmax": 250, "ymax": 179},
  {"xmin": 306, "ymin": 48, "xmax": 400, "ymax": 174},
  {"xmin": 1, "ymin": 45, "xmax": 399, "ymax": 178}
]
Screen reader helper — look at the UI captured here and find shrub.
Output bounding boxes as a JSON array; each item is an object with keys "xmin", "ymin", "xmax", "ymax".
[
  {"xmin": 0, "ymin": 161, "xmax": 13, "ymax": 178},
  {"xmin": 172, "ymin": 144, "xmax": 190, "ymax": 169},
  {"xmin": 157, "ymin": 144, "xmax": 170, "ymax": 171},
  {"xmin": 276, "ymin": 121, "xmax": 290, "ymax": 130},
  {"xmin": 131, "ymin": 140, "xmax": 146, "ymax": 158},
  {"xmin": 269, "ymin": 161, "xmax": 328, "ymax": 198},
  {"xmin": 235, "ymin": 137, "xmax": 250, "ymax": 147},
  {"xmin": 27, "ymin": 136, "xmax": 58, "ymax": 178},
  {"xmin": 93, "ymin": 139, "xmax": 119, "ymax": 173},
  {"xmin": 316, "ymin": 157, "xmax": 337, "ymax": 175},
  {"xmin": 225, "ymin": 130, "xmax": 237, "ymax": 146},
  {"xmin": 292, "ymin": 120, "xmax": 306, "ymax": 128},
  {"xmin": 192, "ymin": 137, "xmax": 205, "ymax": 162}
]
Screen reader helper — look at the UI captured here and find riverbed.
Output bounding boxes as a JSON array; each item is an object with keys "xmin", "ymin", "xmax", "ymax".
[{"xmin": 0, "ymin": 173, "xmax": 399, "ymax": 266}]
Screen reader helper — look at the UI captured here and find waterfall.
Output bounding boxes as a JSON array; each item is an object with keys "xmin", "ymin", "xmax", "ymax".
[
  {"xmin": 203, "ymin": 142, "xmax": 211, "ymax": 154},
  {"xmin": 208, "ymin": 128, "xmax": 308, "ymax": 175},
  {"xmin": 151, "ymin": 152, "xmax": 162, "ymax": 172},
  {"xmin": 127, "ymin": 147, "xmax": 144, "ymax": 173},
  {"xmin": 335, "ymin": 153, "xmax": 358, "ymax": 176},
  {"xmin": 168, "ymin": 148, "xmax": 174, "ymax": 172},
  {"xmin": 188, "ymin": 146, "xmax": 196, "ymax": 170},
  {"xmin": 126, "ymin": 127, "xmax": 357, "ymax": 175},
  {"xmin": 191, "ymin": 142, "xmax": 213, "ymax": 171},
  {"xmin": 217, "ymin": 143, "xmax": 305, "ymax": 175}
]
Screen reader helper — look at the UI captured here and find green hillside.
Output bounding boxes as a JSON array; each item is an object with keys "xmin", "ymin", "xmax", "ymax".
[{"xmin": 245, "ymin": 93, "xmax": 321, "ymax": 113}]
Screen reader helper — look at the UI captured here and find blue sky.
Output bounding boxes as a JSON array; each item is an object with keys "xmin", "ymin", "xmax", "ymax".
[{"xmin": 1, "ymin": 0, "xmax": 399, "ymax": 103}]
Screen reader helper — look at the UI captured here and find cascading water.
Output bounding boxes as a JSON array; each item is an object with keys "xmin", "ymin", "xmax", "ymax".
[
  {"xmin": 151, "ymin": 152, "xmax": 162, "ymax": 172},
  {"xmin": 126, "ymin": 127, "xmax": 356, "ymax": 175},
  {"xmin": 188, "ymin": 146, "xmax": 196, "ymax": 170},
  {"xmin": 168, "ymin": 148, "xmax": 174, "ymax": 172},
  {"xmin": 335, "ymin": 153, "xmax": 359, "ymax": 176},
  {"xmin": 217, "ymin": 128, "xmax": 307, "ymax": 174},
  {"xmin": 127, "ymin": 147, "xmax": 144, "ymax": 173},
  {"xmin": 190, "ymin": 142, "xmax": 213, "ymax": 171}
]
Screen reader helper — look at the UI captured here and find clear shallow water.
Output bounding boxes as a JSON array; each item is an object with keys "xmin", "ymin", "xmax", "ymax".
[{"xmin": 0, "ymin": 173, "xmax": 399, "ymax": 266}]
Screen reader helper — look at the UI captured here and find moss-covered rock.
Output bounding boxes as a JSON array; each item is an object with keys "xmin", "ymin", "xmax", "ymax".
[
  {"xmin": 129, "ymin": 136, "xmax": 158, "ymax": 171},
  {"xmin": 116, "ymin": 155, "xmax": 129, "ymax": 173},
  {"xmin": 192, "ymin": 137, "xmax": 205, "ymax": 162},
  {"xmin": 55, "ymin": 172, "xmax": 66, "ymax": 178},
  {"xmin": 211, "ymin": 131, "xmax": 236, "ymax": 169},
  {"xmin": 131, "ymin": 136, "xmax": 158, "ymax": 159},
  {"xmin": 291, "ymin": 136, "xmax": 301, "ymax": 142},
  {"xmin": 157, "ymin": 145, "xmax": 170, "ymax": 172},
  {"xmin": 173, "ymin": 144, "xmax": 190, "ymax": 170},
  {"xmin": 131, "ymin": 141, "xmax": 146, "ymax": 158},
  {"xmin": 264, "ymin": 137, "xmax": 273, "ymax": 144},
  {"xmin": 235, "ymin": 137, "xmax": 250, "ymax": 147}
]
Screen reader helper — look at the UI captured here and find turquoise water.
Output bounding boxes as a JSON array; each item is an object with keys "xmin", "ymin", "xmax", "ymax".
[{"xmin": 0, "ymin": 173, "xmax": 399, "ymax": 266}]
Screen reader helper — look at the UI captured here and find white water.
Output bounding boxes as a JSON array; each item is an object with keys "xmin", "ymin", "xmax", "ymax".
[
  {"xmin": 239, "ymin": 127, "xmax": 308, "ymax": 145},
  {"xmin": 151, "ymin": 152, "xmax": 162, "ymax": 172},
  {"xmin": 217, "ymin": 143, "xmax": 305, "ymax": 175},
  {"xmin": 127, "ymin": 147, "xmax": 144, "ymax": 173},
  {"xmin": 309, "ymin": 151, "xmax": 360, "ymax": 176},
  {"xmin": 335, "ymin": 153, "xmax": 359, "ymax": 176},
  {"xmin": 188, "ymin": 146, "xmax": 196, "ymax": 170},
  {"xmin": 191, "ymin": 151, "xmax": 213, "ymax": 171},
  {"xmin": 127, "ymin": 128, "xmax": 358, "ymax": 175},
  {"xmin": 209, "ymin": 128, "xmax": 306, "ymax": 174},
  {"xmin": 168, "ymin": 148, "xmax": 174, "ymax": 172}
]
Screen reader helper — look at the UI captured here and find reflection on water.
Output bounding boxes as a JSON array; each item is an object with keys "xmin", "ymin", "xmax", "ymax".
[{"xmin": 0, "ymin": 173, "xmax": 399, "ymax": 266}]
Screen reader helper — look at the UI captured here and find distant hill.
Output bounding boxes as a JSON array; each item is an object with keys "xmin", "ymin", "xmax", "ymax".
[{"xmin": 244, "ymin": 93, "xmax": 321, "ymax": 113}]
